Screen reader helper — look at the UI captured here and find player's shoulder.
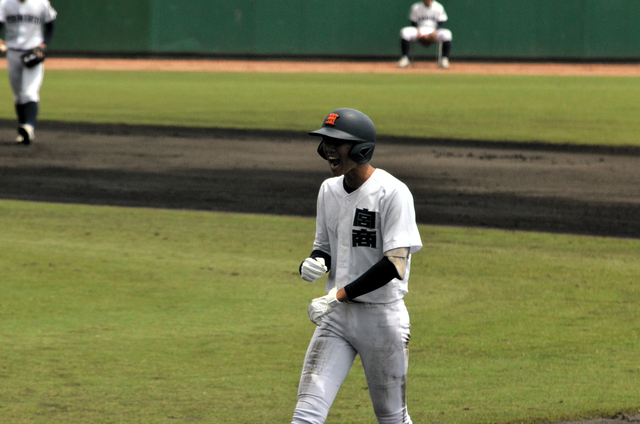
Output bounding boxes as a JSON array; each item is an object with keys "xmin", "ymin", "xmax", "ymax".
[
  {"xmin": 369, "ymin": 169, "xmax": 410, "ymax": 192},
  {"xmin": 0, "ymin": 0, "xmax": 14, "ymax": 13},
  {"xmin": 431, "ymin": 1, "xmax": 446, "ymax": 11},
  {"xmin": 26, "ymin": 0, "xmax": 54, "ymax": 8},
  {"xmin": 320, "ymin": 176, "xmax": 343, "ymax": 191},
  {"xmin": 37, "ymin": 0, "xmax": 55, "ymax": 7}
]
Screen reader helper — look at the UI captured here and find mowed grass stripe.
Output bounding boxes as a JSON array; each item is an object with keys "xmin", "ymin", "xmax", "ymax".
[{"xmin": 0, "ymin": 70, "xmax": 638, "ymax": 146}]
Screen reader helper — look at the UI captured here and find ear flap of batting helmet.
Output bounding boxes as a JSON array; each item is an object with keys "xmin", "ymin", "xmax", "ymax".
[
  {"xmin": 349, "ymin": 142, "xmax": 375, "ymax": 164},
  {"xmin": 317, "ymin": 141, "xmax": 328, "ymax": 160},
  {"xmin": 315, "ymin": 138, "xmax": 375, "ymax": 164},
  {"xmin": 309, "ymin": 108, "xmax": 376, "ymax": 163}
]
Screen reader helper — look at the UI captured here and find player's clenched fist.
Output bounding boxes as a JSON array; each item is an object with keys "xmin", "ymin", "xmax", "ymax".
[
  {"xmin": 308, "ymin": 287, "xmax": 341, "ymax": 325},
  {"xmin": 300, "ymin": 257, "xmax": 328, "ymax": 282}
]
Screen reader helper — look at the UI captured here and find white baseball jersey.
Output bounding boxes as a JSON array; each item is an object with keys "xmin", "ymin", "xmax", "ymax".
[
  {"xmin": 409, "ymin": 0, "xmax": 448, "ymax": 33},
  {"xmin": 313, "ymin": 168, "xmax": 422, "ymax": 303},
  {"xmin": 0, "ymin": 0, "xmax": 57, "ymax": 50}
]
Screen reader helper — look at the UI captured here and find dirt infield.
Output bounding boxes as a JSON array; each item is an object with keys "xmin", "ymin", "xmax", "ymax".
[
  {"xmin": 1, "ymin": 120, "xmax": 639, "ymax": 240},
  {"xmin": 17, "ymin": 57, "xmax": 640, "ymax": 76}
]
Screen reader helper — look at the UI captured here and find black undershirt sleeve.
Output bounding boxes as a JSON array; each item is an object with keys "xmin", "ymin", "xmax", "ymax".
[
  {"xmin": 343, "ymin": 257, "xmax": 400, "ymax": 301},
  {"xmin": 43, "ymin": 21, "xmax": 55, "ymax": 46}
]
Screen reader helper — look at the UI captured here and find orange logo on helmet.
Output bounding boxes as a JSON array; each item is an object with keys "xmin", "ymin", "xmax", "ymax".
[{"xmin": 325, "ymin": 113, "xmax": 339, "ymax": 126}]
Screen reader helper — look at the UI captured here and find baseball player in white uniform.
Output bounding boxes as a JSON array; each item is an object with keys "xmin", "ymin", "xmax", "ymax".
[
  {"xmin": 398, "ymin": 0, "xmax": 452, "ymax": 69},
  {"xmin": 0, "ymin": 0, "xmax": 57, "ymax": 145},
  {"xmin": 291, "ymin": 108, "xmax": 423, "ymax": 424}
]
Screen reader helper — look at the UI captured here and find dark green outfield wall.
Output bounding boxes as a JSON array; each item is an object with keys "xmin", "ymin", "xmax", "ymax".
[
  {"xmin": 53, "ymin": 1, "xmax": 151, "ymax": 52},
  {"xmin": 452, "ymin": 0, "xmax": 640, "ymax": 59},
  {"xmin": 50, "ymin": 0, "xmax": 640, "ymax": 60}
]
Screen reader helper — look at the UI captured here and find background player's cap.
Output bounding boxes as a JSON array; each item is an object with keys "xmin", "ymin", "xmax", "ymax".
[{"xmin": 310, "ymin": 108, "xmax": 376, "ymax": 164}]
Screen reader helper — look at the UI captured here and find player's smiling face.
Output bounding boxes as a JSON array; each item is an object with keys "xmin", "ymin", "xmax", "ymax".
[{"xmin": 322, "ymin": 139, "xmax": 357, "ymax": 177}]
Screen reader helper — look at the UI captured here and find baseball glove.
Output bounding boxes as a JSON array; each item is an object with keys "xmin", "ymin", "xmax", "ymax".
[{"xmin": 21, "ymin": 46, "xmax": 46, "ymax": 68}]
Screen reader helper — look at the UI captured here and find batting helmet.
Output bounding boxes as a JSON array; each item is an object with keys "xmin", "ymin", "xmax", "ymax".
[{"xmin": 309, "ymin": 108, "xmax": 376, "ymax": 164}]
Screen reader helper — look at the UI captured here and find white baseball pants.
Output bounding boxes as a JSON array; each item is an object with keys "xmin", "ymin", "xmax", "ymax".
[
  {"xmin": 292, "ymin": 299, "xmax": 412, "ymax": 424},
  {"xmin": 7, "ymin": 49, "xmax": 44, "ymax": 104},
  {"xmin": 401, "ymin": 26, "xmax": 453, "ymax": 43}
]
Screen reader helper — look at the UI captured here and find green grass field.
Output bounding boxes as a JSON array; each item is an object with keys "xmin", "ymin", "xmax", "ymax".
[
  {"xmin": 1, "ymin": 200, "xmax": 639, "ymax": 424},
  {"xmin": 1, "ymin": 67, "xmax": 638, "ymax": 422},
  {"xmin": 1, "ymin": 69, "xmax": 639, "ymax": 146}
]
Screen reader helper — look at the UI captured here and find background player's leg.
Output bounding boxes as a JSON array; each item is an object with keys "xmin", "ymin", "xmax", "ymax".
[
  {"xmin": 401, "ymin": 39, "xmax": 411, "ymax": 57},
  {"xmin": 15, "ymin": 103, "xmax": 26, "ymax": 125},
  {"xmin": 442, "ymin": 40, "xmax": 451, "ymax": 57},
  {"xmin": 7, "ymin": 51, "xmax": 28, "ymax": 143},
  {"xmin": 435, "ymin": 29, "xmax": 453, "ymax": 68},
  {"xmin": 14, "ymin": 102, "xmax": 29, "ymax": 143},
  {"xmin": 23, "ymin": 102, "xmax": 39, "ymax": 127},
  {"xmin": 17, "ymin": 63, "xmax": 44, "ymax": 143},
  {"xmin": 21, "ymin": 63, "xmax": 44, "ymax": 106},
  {"xmin": 442, "ymin": 41, "xmax": 452, "ymax": 59},
  {"xmin": 398, "ymin": 27, "xmax": 419, "ymax": 68},
  {"xmin": 7, "ymin": 51, "xmax": 24, "ymax": 121},
  {"xmin": 292, "ymin": 317, "xmax": 357, "ymax": 424}
]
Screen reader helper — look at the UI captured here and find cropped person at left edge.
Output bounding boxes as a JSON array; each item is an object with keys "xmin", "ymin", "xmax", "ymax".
[{"xmin": 0, "ymin": 0, "xmax": 57, "ymax": 145}]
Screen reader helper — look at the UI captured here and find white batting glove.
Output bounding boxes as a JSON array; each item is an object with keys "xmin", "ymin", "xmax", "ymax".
[
  {"xmin": 308, "ymin": 287, "xmax": 341, "ymax": 326},
  {"xmin": 300, "ymin": 257, "xmax": 328, "ymax": 282}
]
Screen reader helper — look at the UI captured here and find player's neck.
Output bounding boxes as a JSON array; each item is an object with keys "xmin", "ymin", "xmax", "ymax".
[{"xmin": 344, "ymin": 165, "xmax": 375, "ymax": 191}]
